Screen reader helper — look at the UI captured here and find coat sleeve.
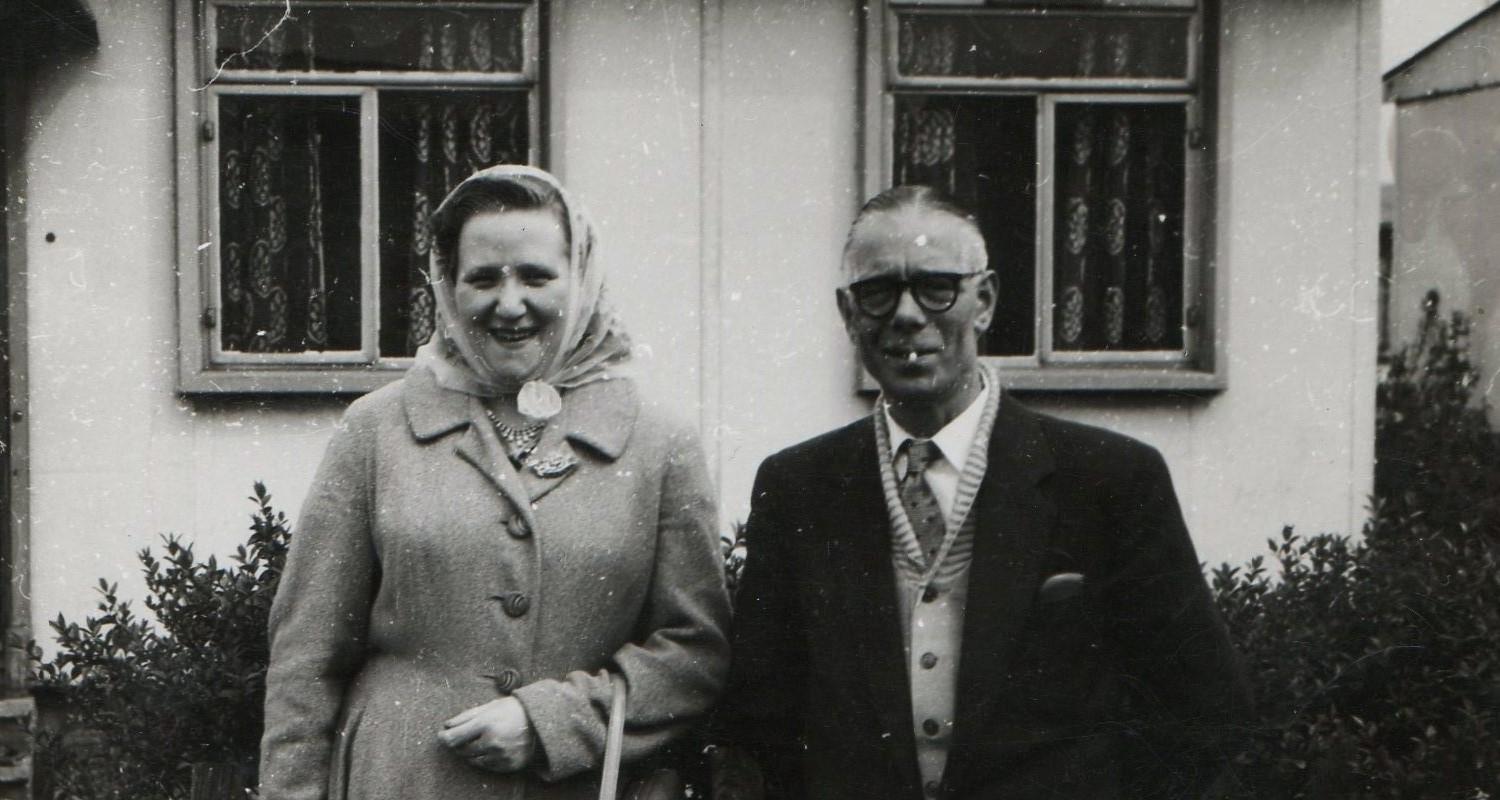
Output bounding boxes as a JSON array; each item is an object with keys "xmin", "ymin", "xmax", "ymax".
[
  {"xmin": 1104, "ymin": 446, "xmax": 1253, "ymax": 800},
  {"xmin": 259, "ymin": 402, "xmax": 379, "ymax": 800},
  {"xmin": 709, "ymin": 454, "xmax": 808, "ymax": 799},
  {"xmin": 512, "ymin": 419, "xmax": 732, "ymax": 782}
]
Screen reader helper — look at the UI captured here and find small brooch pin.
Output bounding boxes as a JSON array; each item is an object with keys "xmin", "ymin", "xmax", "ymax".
[{"xmin": 527, "ymin": 450, "xmax": 577, "ymax": 478}]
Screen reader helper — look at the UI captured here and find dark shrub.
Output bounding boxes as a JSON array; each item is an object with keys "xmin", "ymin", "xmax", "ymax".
[
  {"xmin": 1214, "ymin": 303, "xmax": 1500, "ymax": 799},
  {"xmin": 30, "ymin": 483, "xmax": 289, "ymax": 799}
]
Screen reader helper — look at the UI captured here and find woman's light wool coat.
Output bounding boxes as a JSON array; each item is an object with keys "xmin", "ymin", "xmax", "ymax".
[{"xmin": 260, "ymin": 368, "xmax": 731, "ymax": 800}]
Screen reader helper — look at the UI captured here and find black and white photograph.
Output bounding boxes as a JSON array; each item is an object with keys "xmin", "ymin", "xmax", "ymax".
[{"xmin": 0, "ymin": 0, "xmax": 1496, "ymax": 798}]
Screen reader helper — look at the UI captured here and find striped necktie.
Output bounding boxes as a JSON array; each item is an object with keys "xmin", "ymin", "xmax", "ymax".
[{"xmin": 899, "ymin": 439, "xmax": 946, "ymax": 566}]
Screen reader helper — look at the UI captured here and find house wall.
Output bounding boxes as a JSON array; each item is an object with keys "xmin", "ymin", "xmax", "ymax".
[
  {"xmin": 1391, "ymin": 91, "xmax": 1500, "ymax": 425},
  {"xmin": 17, "ymin": 0, "xmax": 1378, "ymax": 641}
]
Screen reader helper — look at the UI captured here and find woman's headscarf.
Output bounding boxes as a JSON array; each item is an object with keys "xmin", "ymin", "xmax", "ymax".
[{"xmin": 412, "ymin": 165, "xmax": 633, "ymax": 415}]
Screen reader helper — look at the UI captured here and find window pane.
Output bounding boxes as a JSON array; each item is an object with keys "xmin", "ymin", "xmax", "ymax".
[
  {"xmin": 1052, "ymin": 103, "xmax": 1186, "ymax": 352},
  {"xmin": 214, "ymin": 3, "xmax": 526, "ymax": 74},
  {"xmin": 218, "ymin": 94, "xmax": 363, "ymax": 354},
  {"xmin": 378, "ymin": 91, "xmax": 532, "ymax": 358},
  {"xmin": 895, "ymin": 12, "xmax": 1190, "ymax": 81},
  {"xmin": 893, "ymin": 94, "xmax": 1037, "ymax": 356}
]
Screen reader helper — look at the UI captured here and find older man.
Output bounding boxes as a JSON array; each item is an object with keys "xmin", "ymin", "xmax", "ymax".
[{"xmin": 715, "ymin": 186, "xmax": 1250, "ymax": 800}]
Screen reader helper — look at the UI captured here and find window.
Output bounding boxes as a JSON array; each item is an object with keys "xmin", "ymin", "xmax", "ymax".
[
  {"xmin": 175, "ymin": 0, "xmax": 542, "ymax": 393},
  {"xmin": 863, "ymin": 0, "xmax": 1220, "ymax": 391}
]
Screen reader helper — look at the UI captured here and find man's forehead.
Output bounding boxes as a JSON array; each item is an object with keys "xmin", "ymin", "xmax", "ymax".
[{"xmin": 846, "ymin": 209, "xmax": 981, "ymax": 274}]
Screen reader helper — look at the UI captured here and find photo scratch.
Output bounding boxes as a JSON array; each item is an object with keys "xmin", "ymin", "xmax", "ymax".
[{"xmin": 193, "ymin": 0, "xmax": 293, "ymax": 92}]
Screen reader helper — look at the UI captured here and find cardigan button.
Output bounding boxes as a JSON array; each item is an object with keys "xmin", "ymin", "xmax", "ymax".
[
  {"xmin": 924, "ymin": 779, "xmax": 940, "ymax": 798},
  {"xmin": 920, "ymin": 652, "xmax": 939, "ymax": 670},
  {"xmin": 506, "ymin": 517, "xmax": 531, "ymax": 539},
  {"xmin": 922, "ymin": 718, "xmax": 940, "ymax": 737}
]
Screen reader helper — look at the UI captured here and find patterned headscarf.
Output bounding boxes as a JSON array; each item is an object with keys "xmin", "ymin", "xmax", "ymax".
[{"xmin": 412, "ymin": 165, "xmax": 633, "ymax": 408}]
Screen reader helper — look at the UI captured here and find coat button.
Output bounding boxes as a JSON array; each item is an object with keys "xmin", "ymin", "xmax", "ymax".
[
  {"xmin": 924, "ymin": 779, "xmax": 940, "ymax": 797},
  {"xmin": 500, "ymin": 592, "xmax": 530, "ymax": 618},
  {"xmin": 921, "ymin": 586, "xmax": 939, "ymax": 603},
  {"xmin": 488, "ymin": 668, "xmax": 521, "ymax": 693},
  {"xmin": 920, "ymin": 652, "xmax": 939, "ymax": 670},
  {"xmin": 922, "ymin": 718, "xmax": 940, "ymax": 737},
  {"xmin": 506, "ymin": 517, "xmax": 531, "ymax": 539}
]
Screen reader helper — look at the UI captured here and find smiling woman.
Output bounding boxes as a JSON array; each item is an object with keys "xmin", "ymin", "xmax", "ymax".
[{"xmin": 258, "ymin": 165, "xmax": 731, "ymax": 800}]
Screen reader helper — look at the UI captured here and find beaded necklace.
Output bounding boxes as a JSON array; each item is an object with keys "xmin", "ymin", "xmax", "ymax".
[{"xmin": 484, "ymin": 408, "xmax": 546, "ymax": 464}]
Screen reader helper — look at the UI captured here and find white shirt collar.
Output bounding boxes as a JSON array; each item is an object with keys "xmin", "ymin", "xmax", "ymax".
[{"xmin": 882, "ymin": 374, "xmax": 992, "ymax": 471}]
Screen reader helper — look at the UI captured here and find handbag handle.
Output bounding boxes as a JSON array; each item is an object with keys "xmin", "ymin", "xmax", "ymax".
[{"xmin": 599, "ymin": 673, "xmax": 628, "ymax": 800}]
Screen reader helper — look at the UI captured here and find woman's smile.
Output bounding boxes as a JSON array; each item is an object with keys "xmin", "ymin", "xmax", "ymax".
[{"xmin": 488, "ymin": 326, "xmax": 542, "ymax": 345}]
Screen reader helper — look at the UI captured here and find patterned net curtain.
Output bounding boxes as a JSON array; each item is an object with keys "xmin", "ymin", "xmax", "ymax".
[
  {"xmin": 1053, "ymin": 103, "xmax": 1185, "ymax": 352},
  {"xmin": 214, "ymin": 4, "xmax": 530, "ymax": 357},
  {"xmin": 215, "ymin": 5, "xmax": 525, "ymax": 74},
  {"xmin": 1050, "ymin": 26, "xmax": 1186, "ymax": 352},
  {"xmin": 218, "ymin": 95, "xmax": 362, "ymax": 353},
  {"xmin": 895, "ymin": 13, "xmax": 1188, "ymax": 81}
]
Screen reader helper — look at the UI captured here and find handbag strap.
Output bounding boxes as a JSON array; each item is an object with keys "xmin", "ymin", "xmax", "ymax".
[{"xmin": 599, "ymin": 673, "xmax": 628, "ymax": 800}]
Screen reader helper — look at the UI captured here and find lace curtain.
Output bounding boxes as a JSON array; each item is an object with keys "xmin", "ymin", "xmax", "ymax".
[
  {"xmin": 1053, "ymin": 104, "xmax": 1185, "ymax": 351},
  {"xmin": 215, "ymin": 4, "xmax": 525, "ymax": 74},
  {"xmin": 218, "ymin": 95, "xmax": 361, "ymax": 353}
]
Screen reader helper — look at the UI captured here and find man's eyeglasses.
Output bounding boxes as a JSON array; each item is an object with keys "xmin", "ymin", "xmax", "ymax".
[{"xmin": 846, "ymin": 272, "xmax": 985, "ymax": 318}]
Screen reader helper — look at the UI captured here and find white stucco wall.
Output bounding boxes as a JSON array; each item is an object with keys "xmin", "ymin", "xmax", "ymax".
[{"xmin": 16, "ymin": 0, "xmax": 1379, "ymax": 641}]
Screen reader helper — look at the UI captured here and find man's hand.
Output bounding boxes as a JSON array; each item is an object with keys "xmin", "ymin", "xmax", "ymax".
[{"xmin": 439, "ymin": 696, "xmax": 536, "ymax": 773}]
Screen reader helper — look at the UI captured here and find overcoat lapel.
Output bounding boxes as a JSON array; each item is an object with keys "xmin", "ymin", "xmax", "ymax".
[
  {"xmin": 827, "ymin": 418, "xmax": 924, "ymax": 792},
  {"xmin": 946, "ymin": 399, "xmax": 1056, "ymax": 787}
]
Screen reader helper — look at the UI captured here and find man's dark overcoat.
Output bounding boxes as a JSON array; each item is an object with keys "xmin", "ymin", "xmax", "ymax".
[{"xmin": 718, "ymin": 396, "xmax": 1251, "ymax": 800}]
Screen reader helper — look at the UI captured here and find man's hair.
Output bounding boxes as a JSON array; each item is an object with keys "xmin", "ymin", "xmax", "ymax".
[
  {"xmin": 840, "ymin": 184, "xmax": 989, "ymax": 281},
  {"xmin": 431, "ymin": 173, "xmax": 570, "ymax": 281}
]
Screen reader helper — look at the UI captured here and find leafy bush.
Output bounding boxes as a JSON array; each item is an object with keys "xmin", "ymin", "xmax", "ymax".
[
  {"xmin": 1213, "ymin": 303, "xmax": 1500, "ymax": 799},
  {"xmin": 721, "ymin": 520, "xmax": 749, "ymax": 601},
  {"xmin": 31, "ymin": 483, "xmax": 290, "ymax": 799}
]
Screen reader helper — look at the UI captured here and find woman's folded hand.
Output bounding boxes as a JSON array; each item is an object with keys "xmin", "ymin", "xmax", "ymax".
[{"xmin": 439, "ymin": 696, "xmax": 537, "ymax": 773}]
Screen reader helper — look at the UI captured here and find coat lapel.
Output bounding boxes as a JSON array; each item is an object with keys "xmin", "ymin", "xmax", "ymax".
[
  {"xmin": 826, "ymin": 418, "xmax": 924, "ymax": 792},
  {"xmin": 947, "ymin": 398, "xmax": 1057, "ymax": 786}
]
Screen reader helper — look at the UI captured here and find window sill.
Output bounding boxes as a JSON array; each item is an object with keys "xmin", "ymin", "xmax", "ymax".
[{"xmin": 177, "ymin": 364, "xmax": 406, "ymax": 395}]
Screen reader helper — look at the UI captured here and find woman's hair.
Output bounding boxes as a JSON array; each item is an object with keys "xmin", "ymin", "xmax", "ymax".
[{"xmin": 430, "ymin": 172, "xmax": 571, "ymax": 281}]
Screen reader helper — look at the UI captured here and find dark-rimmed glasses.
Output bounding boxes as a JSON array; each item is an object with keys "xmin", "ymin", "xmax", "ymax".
[{"xmin": 846, "ymin": 271, "xmax": 984, "ymax": 318}]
